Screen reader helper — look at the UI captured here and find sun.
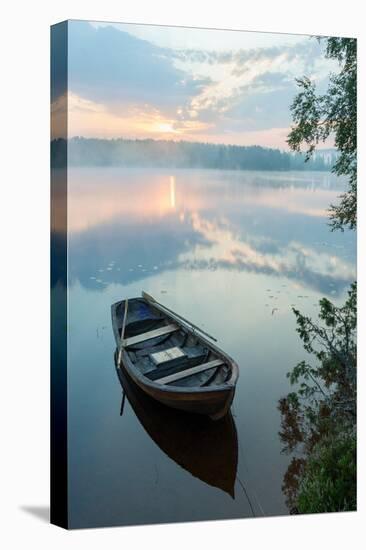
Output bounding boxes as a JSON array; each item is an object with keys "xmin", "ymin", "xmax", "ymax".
[{"xmin": 155, "ymin": 122, "xmax": 177, "ymax": 134}]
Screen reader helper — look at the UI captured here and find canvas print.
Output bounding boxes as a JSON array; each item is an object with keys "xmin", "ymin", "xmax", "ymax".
[{"xmin": 51, "ymin": 20, "xmax": 357, "ymax": 529}]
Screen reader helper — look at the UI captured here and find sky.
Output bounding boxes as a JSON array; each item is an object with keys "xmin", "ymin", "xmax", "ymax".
[{"xmin": 60, "ymin": 20, "xmax": 339, "ymax": 149}]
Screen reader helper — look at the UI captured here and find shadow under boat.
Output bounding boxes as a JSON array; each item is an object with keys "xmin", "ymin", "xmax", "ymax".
[{"xmin": 115, "ymin": 350, "xmax": 238, "ymax": 498}]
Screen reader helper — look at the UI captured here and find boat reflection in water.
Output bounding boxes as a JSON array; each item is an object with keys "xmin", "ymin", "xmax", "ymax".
[{"xmin": 115, "ymin": 351, "xmax": 238, "ymax": 498}]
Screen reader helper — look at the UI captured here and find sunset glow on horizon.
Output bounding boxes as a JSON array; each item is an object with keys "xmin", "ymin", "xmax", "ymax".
[{"xmin": 58, "ymin": 21, "xmax": 339, "ymax": 149}]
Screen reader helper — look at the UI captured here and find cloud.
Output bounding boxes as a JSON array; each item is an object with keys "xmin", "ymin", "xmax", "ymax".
[
  {"xmin": 176, "ymin": 40, "xmax": 332, "ymax": 128},
  {"xmin": 68, "ymin": 21, "xmax": 209, "ymax": 116},
  {"xmin": 65, "ymin": 22, "xmax": 337, "ymax": 147},
  {"xmin": 67, "ymin": 92, "xmax": 213, "ymax": 139},
  {"xmin": 171, "ymin": 38, "xmax": 326, "ymax": 76}
]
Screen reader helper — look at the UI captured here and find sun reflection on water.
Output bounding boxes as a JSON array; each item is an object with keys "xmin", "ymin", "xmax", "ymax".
[{"xmin": 170, "ymin": 175, "xmax": 176, "ymax": 209}]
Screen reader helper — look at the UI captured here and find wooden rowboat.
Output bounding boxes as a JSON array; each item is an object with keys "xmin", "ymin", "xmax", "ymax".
[
  {"xmin": 115, "ymin": 365, "xmax": 238, "ymax": 497},
  {"xmin": 111, "ymin": 292, "xmax": 239, "ymax": 420}
]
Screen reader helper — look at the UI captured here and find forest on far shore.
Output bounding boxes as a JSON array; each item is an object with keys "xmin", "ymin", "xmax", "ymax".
[{"xmin": 51, "ymin": 137, "xmax": 337, "ymax": 171}]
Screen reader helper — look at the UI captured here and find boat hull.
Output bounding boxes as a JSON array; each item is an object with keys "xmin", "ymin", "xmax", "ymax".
[{"xmin": 116, "ymin": 348, "xmax": 235, "ymax": 420}]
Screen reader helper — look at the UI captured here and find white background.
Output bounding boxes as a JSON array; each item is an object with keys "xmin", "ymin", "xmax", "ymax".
[{"xmin": 0, "ymin": 0, "xmax": 364, "ymax": 548}]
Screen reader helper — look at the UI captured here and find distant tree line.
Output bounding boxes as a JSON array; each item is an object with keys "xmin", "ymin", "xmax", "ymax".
[{"xmin": 51, "ymin": 137, "xmax": 337, "ymax": 171}]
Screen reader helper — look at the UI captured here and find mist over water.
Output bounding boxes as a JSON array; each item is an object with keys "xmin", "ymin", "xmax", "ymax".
[{"xmin": 67, "ymin": 167, "xmax": 356, "ymax": 528}]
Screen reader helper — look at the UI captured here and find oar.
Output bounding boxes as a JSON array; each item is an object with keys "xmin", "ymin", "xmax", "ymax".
[
  {"xmin": 117, "ymin": 298, "xmax": 129, "ymax": 367},
  {"xmin": 142, "ymin": 291, "xmax": 217, "ymax": 342}
]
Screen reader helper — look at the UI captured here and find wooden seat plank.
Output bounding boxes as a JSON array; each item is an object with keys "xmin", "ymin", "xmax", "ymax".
[
  {"xmin": 122, "ymin": 323, "xmax": 178, "ymax": 348},
  {"xmin": 156, "ymin": 359, "xmax": 224, "ymax": 385},
  {"xmin": 145, "ymin": 353, "xmax": 207, "ymax": 381}
]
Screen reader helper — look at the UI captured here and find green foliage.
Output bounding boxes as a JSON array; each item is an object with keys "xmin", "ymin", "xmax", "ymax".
[
  {"xmin": 287, "ymin": 37, "xmax": 357, "ymax": 231},
  {"xmin": 278, "ymin": 283, "xmax": 357, "ymax": 513},
  {"xmin": 281, "ymin": 37, "xmax": 357, "ymax": 514},
  {"xmin": 297, "ymin": 430, "xmax": 356, "ymax": 513},
  {"xmin": 291, "ymin": 282, "xmax": 357, "ymax": 416}
]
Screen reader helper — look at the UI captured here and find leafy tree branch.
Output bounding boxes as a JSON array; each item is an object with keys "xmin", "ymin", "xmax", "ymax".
[{"xmin": 287, "ymin": 37, "xmax": 357, "ymax": 231}]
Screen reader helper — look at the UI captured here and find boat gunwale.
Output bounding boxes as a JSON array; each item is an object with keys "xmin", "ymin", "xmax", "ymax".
[{"xmin": 111, "ymin": 299, "xmax": 239, "ymax": 396}]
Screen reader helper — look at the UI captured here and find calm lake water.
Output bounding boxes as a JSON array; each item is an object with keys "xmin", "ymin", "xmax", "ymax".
[{"xmin": 66, "ymin": 167, "xmax": 356, "ymax": 528}]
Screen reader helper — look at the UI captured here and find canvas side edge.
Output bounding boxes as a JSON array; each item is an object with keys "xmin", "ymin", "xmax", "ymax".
[{"xmin": 50, "ymin": 20, "xmax": 69, "ymax": 529}]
